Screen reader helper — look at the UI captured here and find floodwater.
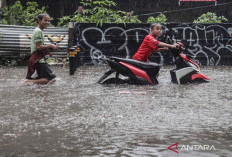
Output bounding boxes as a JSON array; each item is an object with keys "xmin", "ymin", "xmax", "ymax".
[{"xmin": 0, "ymin": 65, "xmax": 231, "ymax": 157}]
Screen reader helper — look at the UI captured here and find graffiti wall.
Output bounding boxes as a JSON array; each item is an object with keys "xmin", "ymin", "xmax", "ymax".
[{"xmin": 74, "ymin": 23, "xmax": 232, "ymax": 65}]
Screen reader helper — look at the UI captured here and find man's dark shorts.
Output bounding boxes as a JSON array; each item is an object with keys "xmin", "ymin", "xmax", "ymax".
[{"xmin": 37, "ymin": 63, "xmax": 56, "ymax": 80}]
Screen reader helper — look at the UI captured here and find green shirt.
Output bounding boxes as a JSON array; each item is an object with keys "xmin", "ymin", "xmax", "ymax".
[{"xmin": 31, "ymin": 27, "xmax": 46, "ymax": 63}]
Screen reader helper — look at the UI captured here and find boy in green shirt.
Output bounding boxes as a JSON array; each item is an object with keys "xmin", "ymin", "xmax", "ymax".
[{"xmin": 25, "ymin": 13, "xmax": 58, "ymax": 84}]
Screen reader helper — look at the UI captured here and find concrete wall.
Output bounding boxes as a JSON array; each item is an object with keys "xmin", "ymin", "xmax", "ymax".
[
  {"xmin": 0, "ymin": 24, "xmax": 68, "ymax": 59},
  {"xmin": 72, "ymin": 23, "xmax": 232, "ymax": 66}
]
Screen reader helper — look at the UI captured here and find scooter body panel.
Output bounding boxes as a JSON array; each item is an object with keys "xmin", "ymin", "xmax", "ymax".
[
  {"xmin": 170, "ymin": 43, "xmax": 210, "ymax": 84},
  {"xmin": 98, "ymin": 57, "xmax": 160, "ymax": 85}
]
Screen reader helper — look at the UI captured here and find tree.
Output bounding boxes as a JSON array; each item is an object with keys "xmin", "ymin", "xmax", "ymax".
[
  {"xmin": 1, "ymin": 1, "xmax": 48, "ymax": 26},
  {"xmin": 58, "ymin": 0, "xmax": 141, "ymax": 27}
]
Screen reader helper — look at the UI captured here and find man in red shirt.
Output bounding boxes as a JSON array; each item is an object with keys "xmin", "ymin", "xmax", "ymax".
[{"xmin": 133, "ymin": 23, "xmax": 178, "ymax": 62}]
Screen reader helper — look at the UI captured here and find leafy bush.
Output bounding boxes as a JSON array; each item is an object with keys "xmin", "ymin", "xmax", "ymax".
[
  {"xmin": 147, "ymin": 14, "xmax": 167, "ymax": 23},
  {"xmin": 1, "ymin": 1, "xmax": 48, "ymax": 26},
  {"xmin": 58, "ymin": 0, "xmax": 141, "ymax": 27},
  {"xmin": 194, "ymin": 12, "xmax": 228, "ymax": 23},
  {"xmin": 114, "ymin": 11, "xmax": 141, "ymax": 24}
]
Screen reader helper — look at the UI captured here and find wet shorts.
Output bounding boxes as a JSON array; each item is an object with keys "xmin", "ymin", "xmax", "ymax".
[{"xmin": 37, "ymin": 63, "xmax": 56, "ymax": 80}]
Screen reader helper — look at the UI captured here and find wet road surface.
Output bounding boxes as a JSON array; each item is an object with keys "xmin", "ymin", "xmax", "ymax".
[{"xmin": 0, "ymin": 66, "xmax": 231, "ymax": 157}]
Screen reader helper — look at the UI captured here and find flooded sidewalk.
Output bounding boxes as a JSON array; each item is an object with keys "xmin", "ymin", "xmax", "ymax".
[{"xmin": 0, "ymin": 66, "xmax": 231, "ymax": 157}]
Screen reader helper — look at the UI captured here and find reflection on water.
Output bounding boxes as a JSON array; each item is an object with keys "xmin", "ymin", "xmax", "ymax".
[{"xmin": 0, "ymin": 66, "xmax": 232, "ymax": 157}]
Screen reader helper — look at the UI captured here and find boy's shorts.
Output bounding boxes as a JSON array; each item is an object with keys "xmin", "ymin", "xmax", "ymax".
[{"xmin": 37, "ymin": 63, "xmax": 56, "ymax": 80}]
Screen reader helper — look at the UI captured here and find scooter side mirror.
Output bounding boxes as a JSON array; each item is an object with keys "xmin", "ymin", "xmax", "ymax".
[{"xmin": 180, "ymin": 46, "xmax": 185, "ymax": 51}]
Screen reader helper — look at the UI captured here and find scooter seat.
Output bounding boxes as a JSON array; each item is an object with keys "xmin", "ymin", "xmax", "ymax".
[{"xmin": 110, "ymin": 57, "xmax": 160, "ymax": 69}]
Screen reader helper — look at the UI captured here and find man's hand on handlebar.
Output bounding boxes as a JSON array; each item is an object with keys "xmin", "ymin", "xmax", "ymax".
[{"xmin": 170, "ymin": 44, "xmax": 179, "ymax": 49}]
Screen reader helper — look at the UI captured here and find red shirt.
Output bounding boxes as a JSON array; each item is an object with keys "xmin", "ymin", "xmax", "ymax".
[{"xmin": 133, "ymin": 34, "xmax": 159, "ymax": 62}]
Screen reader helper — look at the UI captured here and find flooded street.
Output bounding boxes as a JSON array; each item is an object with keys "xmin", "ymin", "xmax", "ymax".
[{"xmin": 0, "ymin": 65, "xmax": 232, "ymax": 157}]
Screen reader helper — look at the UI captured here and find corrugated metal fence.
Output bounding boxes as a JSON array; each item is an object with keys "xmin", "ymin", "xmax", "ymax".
[{"xmin": 0, "ymin": 24, "xmax": 68, "ymax": 59}]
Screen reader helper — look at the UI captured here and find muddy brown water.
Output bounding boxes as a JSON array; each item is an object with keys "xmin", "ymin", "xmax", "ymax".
[{"xmin": 0, "ymin": 66, "xmax": 231, "ymax": 157}]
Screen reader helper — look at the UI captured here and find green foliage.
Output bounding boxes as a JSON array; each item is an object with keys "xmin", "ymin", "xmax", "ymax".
[
  {"xmin": 194, "ymin": 12, "xmax": 228, "ymax": 23},
  {"xmin": 1, "ymin": 1, "xmax": 48, "ymax": 26},
  {"xmin": 147, "ymin": 14, "xmax": 167, "ymax": 23},
  {"xmin": 114, "ymin": 11, "xmax": 141, "ymax": 24},
  {"xmin": 57, "ymin": 16, "xmax": 72, "ymax": 27},
  {"xmin": 58, "ymin": 14, "xmax": 89, "ymax": 27},
  {"xmin": 83, "ymin": 0, "xmax": 117, "ymax": 25},
  {"xmin": 58, "ymin": 0, "xmax": 141, "ymax": 27}
]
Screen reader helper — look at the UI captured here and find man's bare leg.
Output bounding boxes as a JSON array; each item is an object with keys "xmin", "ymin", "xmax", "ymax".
[
  {"xmin": 156, "ymin": 72, "xmax": 159, "ymax": 78},
  {"xmin": 24, "ymin": 78, "xmax": 50, "ymax": 85},
  {"xmin": 62, "ymin": 58, "xmax": 66, "ymax": 69}
]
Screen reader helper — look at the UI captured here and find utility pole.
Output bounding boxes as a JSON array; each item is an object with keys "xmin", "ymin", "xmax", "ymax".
[
  {"xmin": 0, "ymin": 0, "xmax": 6, "ymax": 21},
  {"xmin": 0, "ymin": 0, "xmax": 6, "ymax": 9},
  {"xmin": 0, "ymin": 0, "xmax": 2, "ymax": 21}
]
